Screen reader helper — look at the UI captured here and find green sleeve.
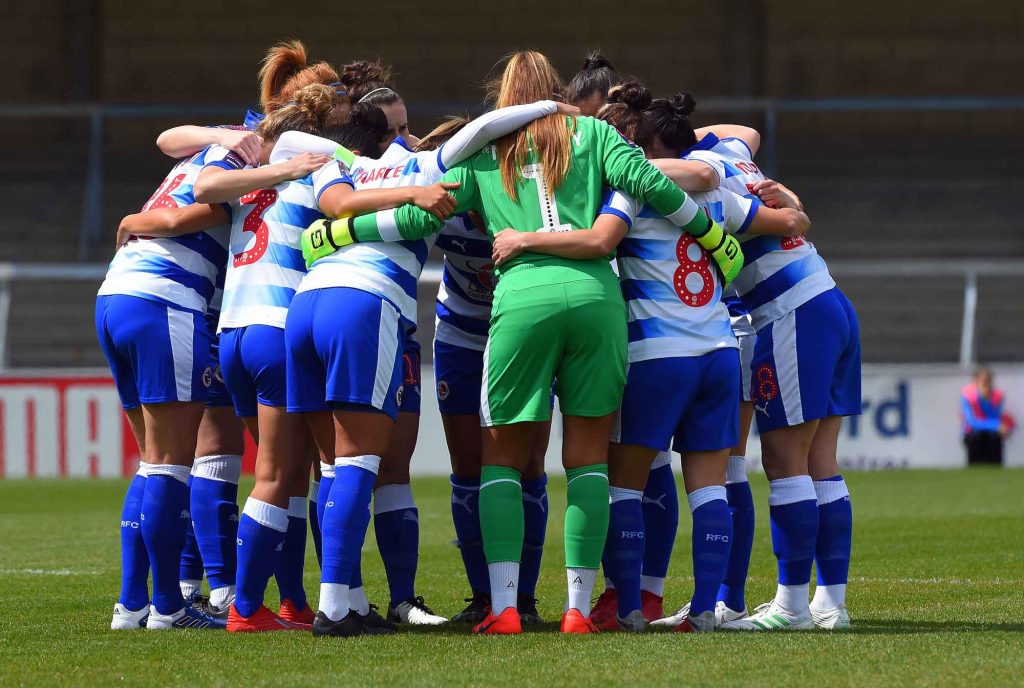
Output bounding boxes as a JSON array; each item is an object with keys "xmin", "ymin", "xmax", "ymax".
[
  {"xmin": 595, "ymin": 120, "xmax": 708, "ymax": 235},
  {"xmin": 351, "ymin": 163, "xmax": 480, "ymax": 242}
]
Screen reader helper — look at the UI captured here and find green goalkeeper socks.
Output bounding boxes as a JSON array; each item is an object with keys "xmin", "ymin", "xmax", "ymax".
[
  {"xmin": 479, "ymin": 465, "xmax": 524, "ymax": 563},
  {"xmin": 564, "ymin": 464, "xmax": 610, "ymax": 569}
]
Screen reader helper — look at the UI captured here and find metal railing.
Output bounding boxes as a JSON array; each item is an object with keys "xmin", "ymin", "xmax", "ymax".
[
  {"xmin": 2, "ymin": 96, "xmax": 1024, "ymax": 260},
  {"xmin": 0, "ymin": 259, "xmax": 1021, "ymax": 370}
]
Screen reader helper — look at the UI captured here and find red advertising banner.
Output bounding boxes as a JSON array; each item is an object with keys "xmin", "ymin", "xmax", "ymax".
[{"xmin": 0, "ymin": 374, "xmax": 256, "ymax": 478}]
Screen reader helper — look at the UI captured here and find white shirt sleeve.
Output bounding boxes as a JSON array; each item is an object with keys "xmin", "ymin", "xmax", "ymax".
[
  {"xmin": 270, "ymin": 131, "xmax": 342, "ymax": 164},
  {"xmin": 701, "ymin": 188, "xmax": 758, "ymax": 235},
  {"xmin": 312, "ymin": 160, "xmax": 354, "ymax": 206},
  {"xmin": 682, "ymin": 150, "xmax": 725, "ymax": 187},
  {"xmin": 423, "ymin": 100, "xmax": 559, "ymax": 180},
  {"xmin": 599, "ymin": 190, "xmax": 642, "ymax": 228},
  {"xmin": 202, "ymin": 144, "xmax": 249, "ymax": 171}
]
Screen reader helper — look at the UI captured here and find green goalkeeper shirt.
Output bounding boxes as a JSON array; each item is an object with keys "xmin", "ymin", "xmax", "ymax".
[{"xmin": 350, "ymin": 115, "xmax": 708, "ymax": 277}]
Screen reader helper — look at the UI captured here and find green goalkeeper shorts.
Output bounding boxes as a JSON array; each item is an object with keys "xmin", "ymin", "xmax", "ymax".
[{"xmin": 481, "ymin": 258, "xmax": 627, "ymax": 426}]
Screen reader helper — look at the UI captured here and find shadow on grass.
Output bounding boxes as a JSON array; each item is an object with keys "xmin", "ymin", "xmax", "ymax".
[{"xmin": 390, "ymin": 618, "xmax": 1024, "ymax": 637}]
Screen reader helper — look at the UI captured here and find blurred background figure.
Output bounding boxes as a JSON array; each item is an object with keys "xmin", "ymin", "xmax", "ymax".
[{"xmin": 961, "ymin": 368, "xmax": 1015, "ymax": 466}]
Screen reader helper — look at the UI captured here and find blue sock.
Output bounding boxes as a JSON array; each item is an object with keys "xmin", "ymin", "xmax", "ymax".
[
  {"xmin": 275, "ymin": 497, "xmax": 309, "ymax": 609},
  {"xmin": 374, "ymin": 483, "xmax": 419, "ymax": 607},
  {"xmin": 309, "ymin": 481, "xmax": 322, "ymax": 567},
  {"xmin": 234, "ymin": 498, "xmax": 288, "ymax": 617},
  {"xmin": 321, "ymin": 456, "xmax": 379, "ymax": 589},
  {"xmin": 688, "ymin": 487, "xmax": 733, "ymax": 615},
  {"xmin": 814, "ymin": 476, "xmax": 852, "ymax": 586},
  {"xmin": 719, "ymin": 456, "xmax": 755, "ymax": 611},
  {"xmin": 139, "ymin": 466, "xmax": 191, "ymax": 615},
  {"xmin": 450, "ymin": 475, "xmax": 488, "ymax": 595},
  {"xmin": 316, "ymin": 465, "xmax": 335, "ymax": 536},
  {"xmin": 608, "ymin": 487, "xmax": 645, "ymax": 618},
  {"xmin": 189, "ymin": 454, "xmax": 240, "ymax": 593},
  {"xmin": 641, "ymin": 462, "xmax": 678, "ymax": 585},
  {"xmin": 520, "ymin": 474, "xmax": 548, "ymax": 598},
  {"xmin": 179, "ymin": 475, "xmax": 204, "ymax": 586},
  {"xmin": 768, "ymin": 476, "xmax": 819, "ymax": 586},
  {"xmin": 118, "ymin": 466, "xmax": 150, "ymax": 610}
]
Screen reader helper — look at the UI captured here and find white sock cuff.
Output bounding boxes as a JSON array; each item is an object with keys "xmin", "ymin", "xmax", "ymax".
[
  {"xmin": 609, "ymin": 486, "xmax": 643, "ymax": 503},
  {"xmin": 640, "ymin": 575, "xmax": 665, "ymax": 597},
  {"xmin": 768, "ymin": 475, "xmax": 817, "ymax": 506},
  {"xmin": 651, "ymin": 450, "xmax": 673, "ymax": 470},
  {"xmin": 309, "ymin": 481, "xmax": 319, "ymax": 503},
  {"xmin": 287, "ymin": 496, "xmax": 308, "ymax": 519},
  {"xmin": 813, "ymin": 478, "xmax": 850, "ymax": 505},
  {"xmin": 319, "ymin": 461, "xmax": 336, "ymax": 479},
  {"xmin": 136, "ymin": 461, "xmax": 152, "ymax": 478},
  {"xmin": 146, "ymin": 463, "xmax": 191, "ymax": 484},
  {"xmin": 687, "ymin": 485, "xmax": 727, "ymax": 512},
  {"xmin": 191, "ymin": 454, "xmax": 242, "ymax": 484},
  {"xmin": 336, "ymin": 455, "xmax": 381, "ymax": 475},
  {"xmin": 726, "ymin": 456, "xmax": 748, "ymax": 484},
  {"xmin": 373, "ymin": 483, "xmax": 416, "ymax": 514},
  {"xmin": 242, "ymin": 497, "xmax": 289, "ymax": 532}
]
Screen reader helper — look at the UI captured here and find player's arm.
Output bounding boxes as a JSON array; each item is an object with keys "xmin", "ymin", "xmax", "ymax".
[
  {"xmin": 747, "ymin": 206, "xmax": 810, "ymax": 237},
  {"xmin": 492, "ymin": 214, "xmax": 628, "ymax": 266},
  {"xmin": 193, "ymin": 152, "xmax": 330, "ymax": 204},
  {"xmin": 156, "ymin": 126, "xmax": 263, "ymax": 166},
  {"xmin": 115, "ymin": 203, "xmax": 230, "ymax": 248},
  {"xmin": 649, "ymin": 159, "xmax": 718, "ymax": 192},
  {"xmin": 693, "ymin": 124, "xmax": 761, "ymax": 157},
  {"xmin": 434, "ymin": 100, "xmax": 570, "ymax": 172},
  {"xmin": 319, "ymin": 183, "xmax": 461, "ymax": 222},
  {"xmin": 596, "ymin": 120, "xmax": 743, "ymax": 284},
  {"xmin": 303, "ymin": 164, "xmax": 480, "ymax": 267}
]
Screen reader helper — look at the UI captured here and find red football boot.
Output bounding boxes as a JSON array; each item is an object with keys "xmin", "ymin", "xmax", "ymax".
[
  {"xmin": 279, "ymin": 599, "xmax": 315, "ymax": 626},
  {"xmin": 560, "ymin": 609, "xmax": 600, "ymax": 634},
  {"xmin": 472, "ymin": 606, "xmax": 522, "ymax": 635},
  {"xmin": 641, "ymin": 590, "xmax": 665, "ymax": 622},
  {"xmin": 227, "ymin": 604, "xmax": 308, "ymax": 632}
]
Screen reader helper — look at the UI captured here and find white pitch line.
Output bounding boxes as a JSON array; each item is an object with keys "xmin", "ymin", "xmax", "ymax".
[{"xmin": 1, "ymin": 568, "xmax": 102, "ymax": 576}]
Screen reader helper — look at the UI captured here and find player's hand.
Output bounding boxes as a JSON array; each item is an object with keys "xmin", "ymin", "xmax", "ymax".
[
  {"xmin": 216, "ymin": 129, "xmax": 263, "ymax": 167},
  {"xmin": 277, "ymin": 153, "xmax": 332, "ymax": 182},
  {"xmin": 555, "ymin": 102, "xmax": 581, "ymax": 116},
  {"xmin": 753, "ymin": 179, "xmax": 800, "ymax": 211},
  {"xmin": 115, "ymin": 217, "xmax": 133, "ymax": 252},
  {"xmin": 695, "ymin": 221, "xmax": 744, "ymax": 286},
  {"xmin": 492, "ymin": 229, "xmax": 529, "ymax": 267},
  {"xmin": 302, "ymin": 218, "xmax": 355, "ymax": 268},
  {"xmin": 410, "ymin": 183, "xmax": 460, "ymax": 221}
]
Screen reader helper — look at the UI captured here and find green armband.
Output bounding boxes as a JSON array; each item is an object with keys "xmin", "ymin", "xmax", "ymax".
[
  {"xmin": 332, "ymin": 145, "xmax": 356, "ymax": 169},
  {"xmin": 301, "ymin": 218, "xmax": 357, "ymax": 268}
]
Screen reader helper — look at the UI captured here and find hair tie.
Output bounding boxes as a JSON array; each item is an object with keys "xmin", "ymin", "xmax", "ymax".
[{"xmin": 358, "ymin": 87, "xmax": 398, "ymax": 103}]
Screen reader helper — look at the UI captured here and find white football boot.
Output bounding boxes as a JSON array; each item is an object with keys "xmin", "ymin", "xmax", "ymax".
[
  {"xmin": 651, "ymin": 600, "xmax": 747, "ymax": 627},
  {"xmin": 388, "ymin": 596, "xmax": 448, "ymax": 625},
  {"xmin": 810, "ymin": 603, "xmax": 851, "ymax": 629},
  {"xmin": 720, "ymin": 600, "xmax": 813, "ymax": 631},
  {"xmin": 111, "ymin": 603, "xmax": 149, "ymax": 630}
]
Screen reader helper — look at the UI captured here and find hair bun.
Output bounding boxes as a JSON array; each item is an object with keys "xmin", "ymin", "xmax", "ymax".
[
  {"xmin": 582, "ymin": 51, "xmax": 616, "ymax": 72},
  {"xmin": 606, "ymin": 81, "xmax": 651, "ymax": 111},
  {"xmin": 293, "ymin": 83, "xmax": 338, "ymax": 123},
  {"xmin": 670, "ymin": 93, "xmax": 697, "ymax": 117},
  {"xmin": 341, "ymin": 60, "xmax": 393, "ymax": 92}
]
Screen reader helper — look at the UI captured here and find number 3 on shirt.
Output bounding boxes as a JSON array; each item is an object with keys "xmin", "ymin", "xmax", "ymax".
[{"xmin": 234, "ymin": 189, "xmax": 276, "ymax": 267}]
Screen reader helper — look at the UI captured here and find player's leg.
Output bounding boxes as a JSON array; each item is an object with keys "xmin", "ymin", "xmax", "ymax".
[
  {"xmin": 97, "ymin": 296, "xmax": 153, "ymax": 629},
  {"xmin": 473, "ymin": 280, "xmax": 563, "ymax": 635},
  {"xmin": 436, "ymin": 338, "xmax": 492, "ymax": 621},
  {"xmin": 639, "ymin": 450, "xmax": 677, "ymax": 621},
  {"xmin": 187, "ymin": 403, "xmax": 245, "ymax": 616},
  {"xmin": 308, "ymin": 289, "xmax": 404, "ymax": 637},
  {"xmin": 723, "ymin": 292, "xmax": 850, "ymax": 631},
  {"xmin": 807, "ymin": 288, "xmax": 860, "ymax": 629},
  {"xmin": 376, "ymin": 340, "xmax": 446, "ymax": 624},
  {"xmin": 719, "ymin": 326, "xmax": 757, "ymax": 619},
  {"xmin": 275, "ymin": 429, "xmax": 317, "ymax": 625},
  {"xmin": 518, "ymin": 421, "xmax": 551, "ymax": 623},
  {"xmin": 554, "ymin": 272, "xmax": 627, "ymax": 634}
]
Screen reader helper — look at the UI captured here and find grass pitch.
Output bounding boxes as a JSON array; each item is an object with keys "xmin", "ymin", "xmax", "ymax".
[{"xmin": 1, "ymin": 469, "xmax": 1022, "ymax": 687}]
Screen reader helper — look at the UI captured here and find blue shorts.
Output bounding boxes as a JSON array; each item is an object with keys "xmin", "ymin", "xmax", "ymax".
[
  {"xmin": 751, "ymin": 287, "xmax": 862, "ymax": 432},
  {"xmin": 286, "ymin": 287, "xmax": 410, "ymax": 420},
  {"xmin": 95, "ymin": 295, "xmax": 212, "ymax": 410},
  {"xmin": 613, "ymin": 348, "xmax": 740, "ymax": 453},
  {"xmin": 205, "ymin": 331, "xmax": 234, "ymax": 408},
  {"xmin": 433, "ymin": 339, "xmax": 484, "ymax": 415},
  {"xmin": 220, "ymin": 325, "xmax": 288, "ymax": 417}
]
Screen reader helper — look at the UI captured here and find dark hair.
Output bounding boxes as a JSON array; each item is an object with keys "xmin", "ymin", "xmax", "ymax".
[
  {"xmin": 341, "ymin": 59, "xmax": 401, "ymax": 105},
  {"xmin": 564, "ymin": 51, "xmax": 621, "ymax": 106},
  {"xmin": 646, "ymin": 93, "xmax": 698, "ymax": 155},
  {"xmin": 596, "ymin": 81, "xmax": 654, "ymax": 150},
  {"xmin": 320, "ymin": 102, "xmax": 389, "ymax": 159}
]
